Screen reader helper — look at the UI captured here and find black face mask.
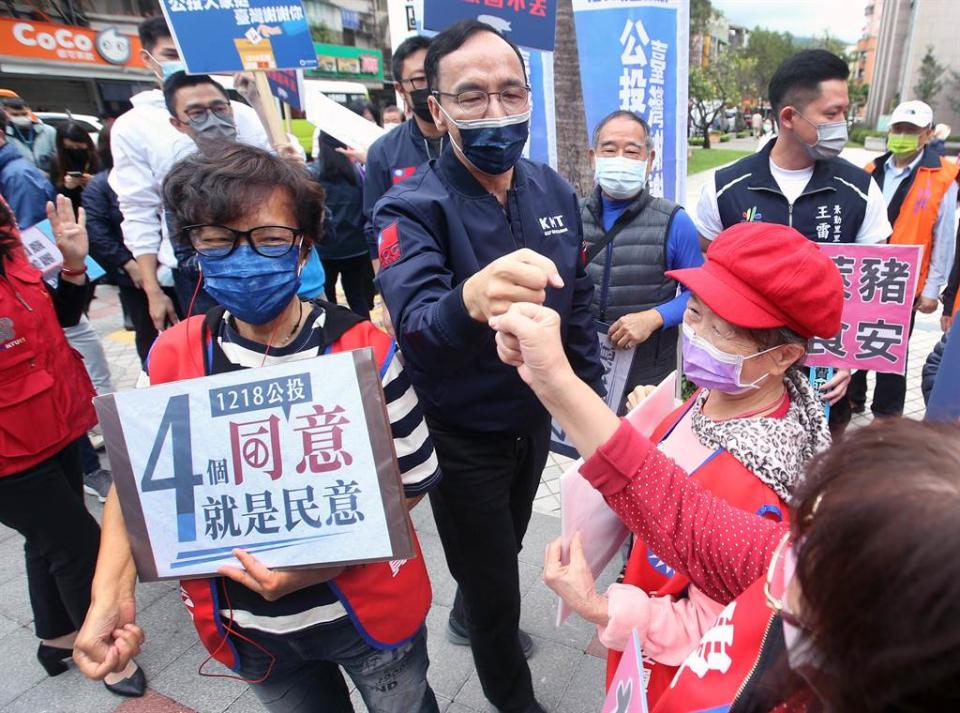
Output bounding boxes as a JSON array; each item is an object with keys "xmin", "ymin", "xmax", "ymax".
[
  {"xmin": 64, "ymin": 147, "xmax": 88, "ymax": 172},
  {"xmin": 409, "ymin": 88, "xmax": 435, "ymax": 123}
]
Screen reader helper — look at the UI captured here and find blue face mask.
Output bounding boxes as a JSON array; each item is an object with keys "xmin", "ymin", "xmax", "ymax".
[
  {"xmin": 145, "ymin": 50, "xmax": 186, "ymax": 81},
  {"xmin": 199, "ymin": 246, "xmax": 301, "ymax": 325},
  {"xmin": 440, "ymin": 106, "xmax": 530, "ymax": 175}
]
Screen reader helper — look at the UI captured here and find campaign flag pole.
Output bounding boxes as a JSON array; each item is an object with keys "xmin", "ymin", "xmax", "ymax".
[{"xmin": 253, "ymin": 70, "xmax": 288, "ymax": 148}]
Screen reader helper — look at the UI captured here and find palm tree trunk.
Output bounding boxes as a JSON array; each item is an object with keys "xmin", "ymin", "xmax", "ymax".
[{"xmin": 552, "ymin": 0, "xmax": 594, "ymax": 196}]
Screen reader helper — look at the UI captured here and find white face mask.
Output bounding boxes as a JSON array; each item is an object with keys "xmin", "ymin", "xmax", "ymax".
[
  {"xmin": 594, "ymin": 155, "xmax": 648, "ymax": 200},
  {"xmin": 9, "ymin": 116, "xmax": 32, "ymax": 129}
]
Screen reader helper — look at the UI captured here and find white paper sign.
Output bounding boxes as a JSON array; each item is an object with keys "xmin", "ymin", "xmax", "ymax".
[
  {"xmin": 556, "ymin": 372, "xmax": 677, "ymax": 626},
  {"xmin": 96, "ymin": 350, "xmax": 408, "ymax": 580},
  {"xmin": 305, "ymin": 91, "xmax": 387, "ymax": 151}
]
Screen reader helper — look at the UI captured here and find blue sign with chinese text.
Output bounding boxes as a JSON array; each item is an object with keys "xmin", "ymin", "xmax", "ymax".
[
  {"xmin": 266, "ymin": 69, "xmax": 304, "ymax": 111},
  {"xmin": 423, "ymin": 0, "xmax": 557, "ymax": 52},
  {"xmin": 158, "ymin": 0, "xmax": 318, "ymax": 74}
]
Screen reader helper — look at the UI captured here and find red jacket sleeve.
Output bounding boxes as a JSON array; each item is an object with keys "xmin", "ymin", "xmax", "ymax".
[{"xmin": 580, "ymin": 419, "xmax": 787, "ymax": 604}]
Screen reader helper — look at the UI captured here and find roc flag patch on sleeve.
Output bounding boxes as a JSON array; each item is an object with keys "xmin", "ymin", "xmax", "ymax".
[{"xmin": 378, "ymin": 221, "xmax": 401, "ymax": 268}]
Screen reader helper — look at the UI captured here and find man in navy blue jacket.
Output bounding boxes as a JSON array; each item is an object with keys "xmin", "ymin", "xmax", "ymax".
[
  {"xmin": 374, "ymin": 20, "xmax": 602, "ymax": 713},
  {"xmin": 363, "ymin": 35, "xmax": 446, "ymax": 263}
]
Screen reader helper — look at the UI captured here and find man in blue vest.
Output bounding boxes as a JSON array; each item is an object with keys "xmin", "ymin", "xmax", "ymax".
[
  {"xmin": 373, "ymin": 20, "xmax": 602, "ymax": 713},
  {"xmin": 363, "ymin": 35, "xmax": 446, "ymax": 267},
  {"xmin": 693, "ymin": 49, "xmax": 891, "ymax": 434},
  {"xmin": 582, "ymin": 110, "xmax": 703, "ymax": 407}
]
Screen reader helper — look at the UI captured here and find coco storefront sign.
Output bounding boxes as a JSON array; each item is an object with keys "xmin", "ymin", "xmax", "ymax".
[{"xmin": 1, "ymin": 18, "xmax": 145, "ymax": 68}]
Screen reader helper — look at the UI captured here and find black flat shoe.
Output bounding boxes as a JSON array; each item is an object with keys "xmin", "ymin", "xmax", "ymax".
[
  {"xmin": 37, "ymin": 643, "xmax": 72, "ymax": 677},
  {"xmin": 104, "ymin": 664, "xmax": 146, "ymax": 698}
]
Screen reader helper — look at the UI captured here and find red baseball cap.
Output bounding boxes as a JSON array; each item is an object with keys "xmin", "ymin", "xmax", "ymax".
[{"xmin": 666, "ymin": 222, "xmax": 843, "ymax": 339}]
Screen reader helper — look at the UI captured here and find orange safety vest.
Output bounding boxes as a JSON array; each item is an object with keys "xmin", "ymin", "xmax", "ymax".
[
  {"xmin": 605, "ymin": 393, "xmax": 790, "ymax": 708},
  {"xmin": 147, "ymin": 305, "xmax": 432, "ymax": 672},
  {"xmin": 865, "ymin": 149, "xmax": 960, "ymax": 294}
]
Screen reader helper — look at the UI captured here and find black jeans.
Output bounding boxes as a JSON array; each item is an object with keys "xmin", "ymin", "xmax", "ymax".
[
  {"xmin": 321, "ymin": 255, "xmax": 375, "ymax": 318},
  {"xmin": 426, "ymin": 416, "xmax": 550, "ymax": 713},
  {"xmin": 848, "ymin": 312, "xmax": 917, "ymax": 417},
  {"xmin": 0, "ymin": 442, "xmax": 100, "ymax": 639}
]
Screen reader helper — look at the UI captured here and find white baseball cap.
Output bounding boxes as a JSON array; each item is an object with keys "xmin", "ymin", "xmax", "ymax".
[{"xmin": 890, "ymin": 100, "xmax": 933, "ymax": 128}]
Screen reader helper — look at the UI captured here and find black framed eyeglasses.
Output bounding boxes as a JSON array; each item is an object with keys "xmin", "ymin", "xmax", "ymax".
[
  {"xmin": 398, "ymin": 75, "xmax": 428, "ymax": 90},
  {"xmin": 182, "ymin": 101, "xmax": 232, "ymax": 124},
  {"xmin": 184, "ymin": 224, "xmax": 302, "ymax": 259},
  {"xmin": 432, "ymin": 85, "xmax": 531, "ymax": 118}
]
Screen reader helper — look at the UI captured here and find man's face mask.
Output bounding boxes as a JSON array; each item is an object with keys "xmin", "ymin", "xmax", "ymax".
[
  {"xmin": 438, "ymin": 104, "xmax": 530, "ymax": 176},
  {"xmin": 145, "ymin": 50, "xmax": 185, "ymax": 81},
  {"xmin": 187, "ymin": 110, "xmax": 237, "ymax": 142},
  {"xmin": 594, "ymin": 155, "xmax": 648, "ymax": 200},
  {"xmin": 887, "ymin": 132, "xmax": 920, "ymax": 157},
  {"xmin": 796, "ymin": 112, "xmax": 847, "ymax": 160},
  {"xmin": 408, "ymin": 88, "xmax": 434, "ymax": 123},
  {"xmin": 8, "ymin": 115, "xmax": 32, "ymax": 129}
]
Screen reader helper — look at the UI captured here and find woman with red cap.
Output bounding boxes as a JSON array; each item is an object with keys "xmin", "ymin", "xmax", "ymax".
[
  {"xmin": 544, "ymin": 222, "xmax": 839, "ymax": 707},
  {"xmin": 490, "ymin": 223, "xmax": 960, "ymax": 710}
]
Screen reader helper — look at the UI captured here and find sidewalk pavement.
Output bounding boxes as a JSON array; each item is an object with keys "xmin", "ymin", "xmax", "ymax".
[{"xmin": 0, "ymin": 146, "xmax": 943, "ymax": 712}]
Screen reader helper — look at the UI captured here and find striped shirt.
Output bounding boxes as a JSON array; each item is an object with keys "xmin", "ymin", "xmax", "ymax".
[{"xmin": 211, "ymin": 302, "xmax": 440, "ymax": 634}]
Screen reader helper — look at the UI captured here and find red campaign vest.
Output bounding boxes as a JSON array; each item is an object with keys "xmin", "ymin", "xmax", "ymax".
[
  {"xmin": 148, "ymin": 313, "xmax": 432, "ymax": 671},
  {"xmin": 654, "ymin": 577, "xmax": 778, "ymax": 713},
  {"xmin": 606, "ymin": 394, "xmax": 789, "ymax": 707},
  {"xmin": 0, "ymin": 249, "xmax": 96, "ymax": 476}
]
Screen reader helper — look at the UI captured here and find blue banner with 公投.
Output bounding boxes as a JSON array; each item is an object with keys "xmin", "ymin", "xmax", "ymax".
[
  {"xmin": 158, "ymin": 0, "xmax": 318, "ymax": 74},
  {"xmin": 572, "ymin": 0, "xmax": 688, "ymax": 202},
  {"xmin": 423, "ymin": 0, "xmax": 557, "ymax": 52}
]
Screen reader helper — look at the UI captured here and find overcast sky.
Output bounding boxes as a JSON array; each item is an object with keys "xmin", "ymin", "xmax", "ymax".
[{"xmin": 711, "ymin": 0, "xmax": 869, "ymax": 44}]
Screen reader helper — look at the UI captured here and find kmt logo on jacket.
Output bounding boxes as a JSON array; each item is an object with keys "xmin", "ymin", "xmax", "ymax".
[
  {"xmin": 742, "ymin": 206, "xmax": 762, "ymax": 222},
  {"xmin": 539, "ymin": 214, "xmax": 569, "ymax": 237},
  {"xmin": 392, "ymin": 166, "xmax": 417, "ymax": 185},
  {"xmin": 378, "ymin": 221, "xmax": 402, "ymax": 268}
]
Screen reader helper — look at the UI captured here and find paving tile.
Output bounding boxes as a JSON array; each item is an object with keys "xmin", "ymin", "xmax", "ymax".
[
  {"xmin": 4, "ymin": 661, "xmax": 125, "ymax": 713},
  {"xmin": 114, "ymin": 689, "xmax": 198, "ymax": 712},
  {"xmin": 149, "ymin": 642, "xmax": 247, "ymax": 713},
  {"xmin": 424, "ymin": 605, "xmax": 475, "ymax": 701},
  {"xmin": 0, "ymin": 625, "xmax": 51, "ymax": 707}
]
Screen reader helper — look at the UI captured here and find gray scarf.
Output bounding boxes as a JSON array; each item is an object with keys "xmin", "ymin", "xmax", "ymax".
[{"xmin": 690, "ymin": 368, "xmax": 831, "ymax": 501}]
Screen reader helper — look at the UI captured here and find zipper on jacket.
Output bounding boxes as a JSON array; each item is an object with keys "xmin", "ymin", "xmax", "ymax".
[
  {"xmin": 788, "ymin": 203, "xmax": 793, "ymax": 228},
  {"xmin": 728, "ymin": 613, "xmax": 778, "ymax": 712},
  {"xmin": 13, "ymin": 290, "xmax": 33, "ymax": 312}
]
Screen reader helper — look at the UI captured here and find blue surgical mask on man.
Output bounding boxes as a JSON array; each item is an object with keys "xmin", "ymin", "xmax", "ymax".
[
  {"xmin": 594, "ymin": 156, "xmax": 648, "ymax": 200},
  {"xmin": 198, "ymin": 246, "xmax": 301, "ymax": 325},
  {"xmin": 145, "ymin": 50, "xmax": 186, "ymax": 81},
  {"xmin": 439, "ymin": 105, "xmax": 531, "ymax": 175}
]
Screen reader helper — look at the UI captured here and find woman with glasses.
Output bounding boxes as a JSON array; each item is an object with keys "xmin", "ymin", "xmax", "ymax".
[
  {"xmin": 488, "ymin": 223, "xmax": 960, "ymax": 710},
  {"xmin": 73, "ymin": 143, "xmax": 442, "ymax": 713}
]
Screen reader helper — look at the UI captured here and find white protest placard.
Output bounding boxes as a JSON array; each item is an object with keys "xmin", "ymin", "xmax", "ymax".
[
  {"xmin": 95, "ymin": 349, "xmax": 412, "ymax": 581},
  {"xmin": 305, "ymin": 91, "xmax": 386, "ymax": 151},
  {"xmin": 556, "ymin": 372, "xmax": 677, "ymax": 626}
]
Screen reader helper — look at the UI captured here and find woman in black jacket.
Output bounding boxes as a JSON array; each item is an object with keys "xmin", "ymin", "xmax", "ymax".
[
  {"xmin": 309, "ymin": 132, "xmax": 375, "ymax": 318},
  {"xmin": 81, "ymin": 124, "xmax": 155, "ymax": 366}
]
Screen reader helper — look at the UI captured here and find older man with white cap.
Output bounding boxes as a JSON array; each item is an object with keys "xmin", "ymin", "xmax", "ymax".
[{"xmin": 849, "ymin": 100, "xmax": 960, "ymax": 417}]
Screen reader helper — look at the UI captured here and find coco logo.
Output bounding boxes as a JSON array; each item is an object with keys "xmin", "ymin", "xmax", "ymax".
[
  {"xmin": 95, "ymin": 27, "xmax": 131, "ymax": 65},
  {"xmin": 13, "ymin": 22, "xmax": 94, "ymax": 52}
]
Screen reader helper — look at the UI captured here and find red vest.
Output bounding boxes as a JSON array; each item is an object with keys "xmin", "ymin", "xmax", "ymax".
[
  {"xmin": 148, "ymin": 313, "xmax": 432, "ymax": 671},
  {"xmin": 0, "ymin": 249, "xmax": 95, "ymax": 476},
  {"xmin": 606, "ymin": 394, "xmax": 789, "ymax": 707}
]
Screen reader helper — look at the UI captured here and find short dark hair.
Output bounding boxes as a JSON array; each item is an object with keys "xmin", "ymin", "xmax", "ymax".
[
  {"xmin": 768, "ymin": 49, "xmax": 849, "ymax": 115},
  {"xmin": 2, "ymin": 97, "xmax": 27, "ymax": 111},
  {"xmin": 424, "ymin": 19, "xmax": 527, "ymax": 92},
  {"xmin": 138, "ymin": 16, "xmax": 172, "ymax": 53},
  {"xmin": 163, "ymin": 143, "xmax": 326, "ymax": 250},
  {"xmin": 391, "ymin": 35, "xmax": 431, "ymax": 83},
  {"xmin": 162, "ymin": 72, "xmax": 229, "ymax": 117},
  {"xmin": 592, "ymin": 110, "xmax": 652, "ymax": 148}
]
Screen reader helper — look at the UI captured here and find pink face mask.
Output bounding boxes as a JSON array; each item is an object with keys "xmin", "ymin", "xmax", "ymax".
[{"xmin": 681, "ymin": 323, "xmax": 774, "ymax": 394}]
